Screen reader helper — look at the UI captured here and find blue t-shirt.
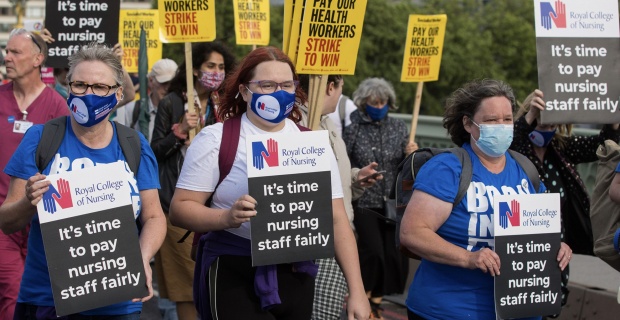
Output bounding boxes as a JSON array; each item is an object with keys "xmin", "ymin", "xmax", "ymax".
[
  {"xmin": 4, "ymin": 118, "xmax": 159, "ymax": 316},
  {"xmin": 406, "ymin": 143, "xmax": 546, "ymax": 320}
]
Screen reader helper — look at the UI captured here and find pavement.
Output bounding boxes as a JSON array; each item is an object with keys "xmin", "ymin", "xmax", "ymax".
[{"xmin": 140, "ymin": 255, "xmax": 620, "ymax": 320}]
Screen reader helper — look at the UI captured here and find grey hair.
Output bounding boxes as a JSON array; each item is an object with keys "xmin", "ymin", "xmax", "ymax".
[
  {"xmin": 66, "ymin": 42, "xmax": 124, "ymax": 87},
  {"xmin": 352, "ymin": 77, "xmax": 398, "ymax": 111},
  {"xmin": 9, "ymin": 28, "xmax": 48, "ymax": 64}
]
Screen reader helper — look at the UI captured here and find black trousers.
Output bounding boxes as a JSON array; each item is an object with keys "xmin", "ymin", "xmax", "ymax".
[{"xmin": 208, "ymin": 255, "xmax": 315, "ymax": 320}]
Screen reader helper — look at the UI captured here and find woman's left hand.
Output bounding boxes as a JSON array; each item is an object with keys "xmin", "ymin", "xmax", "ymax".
[
  {"xmin": 132, "ymin": 257, "xmax": 154, "ymax": 302},
  {"xmin": 345, "ymin": 290, "xmax": 371, "ymax": 320},
  {"xmin": 557, "ymin": 242, "xmax": 572, "ymax": 271}
]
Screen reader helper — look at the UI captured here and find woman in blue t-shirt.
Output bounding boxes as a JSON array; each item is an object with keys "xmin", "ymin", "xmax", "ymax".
[
  {"xmin": 0, "ymin": 43, "xmax": 166, "ymax": 319},
  {"xmin": 399, "ymin": 79, "xmax": 573, "ymax": 320}
]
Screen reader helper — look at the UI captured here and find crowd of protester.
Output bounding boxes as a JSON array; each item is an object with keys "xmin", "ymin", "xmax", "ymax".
[{"xmin": 0, "ymin": 25, "xmax": 615, "ymax": 320}]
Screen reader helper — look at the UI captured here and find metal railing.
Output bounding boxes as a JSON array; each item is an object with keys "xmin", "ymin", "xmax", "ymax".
[{"xmin": 389, "ymin": 113, "xmax": 600, "ymax": 194}]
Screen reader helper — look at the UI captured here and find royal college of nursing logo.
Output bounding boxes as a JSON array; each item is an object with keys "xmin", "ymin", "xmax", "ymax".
[
  {"xmin": 498, "ymin": 199, "xmax": 521, "ymax": 229},
  {"xmin": 254, "ymin": 95, "xmax": 281, "ymax": 121},
  {"xmin": 69, "ymin": 97, "xmax": 89, "ymax": 124},
  {"xmin": 251, "ymin": 138, "xmax": 279, "ymax": 170},
  {"xmin": 42, "ymin": 178, "xmax": 74, "ymax": 214},
  {"xmin": 540, "ymin": 1, "xmax": 567, "ymax": 30}
]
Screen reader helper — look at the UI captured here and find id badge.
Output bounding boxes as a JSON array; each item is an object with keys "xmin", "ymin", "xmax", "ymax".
[{"xmin": 13, "ymin": 120, "xmax": 33, "ymax": 134}]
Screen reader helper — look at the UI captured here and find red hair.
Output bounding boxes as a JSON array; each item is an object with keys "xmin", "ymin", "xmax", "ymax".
[{"xmin": 218, "ymin": 46, "xmax": 306, "ymax": 122}]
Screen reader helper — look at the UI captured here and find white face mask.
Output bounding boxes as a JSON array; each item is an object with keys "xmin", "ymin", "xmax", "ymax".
[{"xmin": 471, "ymin": 120, "xmax": 514, "ymax": 157}]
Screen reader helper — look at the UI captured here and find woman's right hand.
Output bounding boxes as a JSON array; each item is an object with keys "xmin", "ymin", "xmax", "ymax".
[
  {"xmin": 525, "ymin": 89, "xmax": 545, "ymax": 125},
  {"xmin": 180, "ymin": 111, "xmax": 200, "ymax": 133},
  {"xmin": 467, "ymin": 247, "xmax": 501, "ymax": 276},
  {"xmin": 225, "ymin": 194, "xmax": 257, "ymax": 228},
  {"xmin": 25, "ymin": 173, "xmax": 50, "ymax": 206}
]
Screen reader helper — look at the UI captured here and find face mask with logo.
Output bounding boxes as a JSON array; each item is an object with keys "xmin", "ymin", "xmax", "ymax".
[
  {"xmin": 365, "ymin": 104, "xmax": 389, "ymax": 121},
  {"xmin": 68, "ymin": 93, "xmax": 118, "ymax": 127},
  {"xmin": 199, "ymin": 71, "xmax": 225, "ymax": 91},
  {"xmin": 247, "ymin": 87, "xmax": 296, "ymax": 124},
  {"xmin": 528, "ymin": 129, "xmax": 556, "ymax": 147},
  {"xmin": 471, "ymin": 120, "xmax": 514, "ymax": 158}
]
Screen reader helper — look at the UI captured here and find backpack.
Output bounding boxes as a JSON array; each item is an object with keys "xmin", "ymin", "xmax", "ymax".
[
  {"xmin": 390, "ymin": 147, "xmax": 541, "ymax": 259},
  {"xmin": 590, "ymin": 139, "xmax": 620, "ymax": 272},
  {"xmin": 182, "ymin": 116, "xmax": 311, "ymax": 260},
  {"xmin": 36, "ymin": 116, "xmax": 141, "ymax": 175}
]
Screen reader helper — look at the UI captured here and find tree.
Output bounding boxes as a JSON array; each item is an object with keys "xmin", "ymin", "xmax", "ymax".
[{"xmin": 155, "ymin": 0, "xmax": 540, "ymax": 116}]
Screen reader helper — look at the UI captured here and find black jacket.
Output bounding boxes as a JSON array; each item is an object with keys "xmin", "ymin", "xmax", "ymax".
[
  {"xmin": 343, "ymin": 110, "xmax": 409, "ymax": 209},
  {"xmin": 150, "ymin": 93, "xmax": 186, "ymax": 213},
  {"xmin": 510, "ymin": 116, "xmax": 620, "ymax": 255}
]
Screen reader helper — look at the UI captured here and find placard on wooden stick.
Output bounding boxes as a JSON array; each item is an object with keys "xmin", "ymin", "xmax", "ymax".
[{"xmin": 400, "ymin": 14, "xmax": 447, "ymax": 141}]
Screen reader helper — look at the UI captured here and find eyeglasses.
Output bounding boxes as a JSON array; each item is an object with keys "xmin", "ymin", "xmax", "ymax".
[
  {"xmin": 247, "ymin": 80, "xmax": 298, "ymax": 94},
  {"xmin": 69, "ymin": 81, "xmax": 119, "ymax": 97}
]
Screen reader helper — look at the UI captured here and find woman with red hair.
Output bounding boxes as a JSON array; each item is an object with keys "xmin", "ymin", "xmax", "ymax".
[{"xmin": 169, "ymin": 47, "xmax": 371, "ymax": 320}]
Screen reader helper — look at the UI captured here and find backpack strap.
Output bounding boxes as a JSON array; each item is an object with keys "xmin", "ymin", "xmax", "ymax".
[
  {"xmin": 218, "ymin": 116, "xmax": 242, "ymax": 182},
  {"xmin": 114, "ymin": 121, "xmax": 142, "ymax": 175},
  {"xmin": 507, "ymin": 149, "xmax": 540, "ymax": 192},
  {"xmin": 36, "ymin": 116, "xmax": 68, "ymax": 172},
  {"xmin": 450, "ymin": 147, "xmax": 472, "ymax": 206},
  {"xmin": 297, "ymin": 123, "xmax": 311, "ymax": 132},
  {"xmin": 130, "ymin": 100, "xmax": 142, "ymax": 129},
  {"xmin": 180, "ymin": 116, "xmax": 242, "ymax": 244},
  {"xmin": 338, "ymin": 95, "xmax": 348, "ymax": 134}
]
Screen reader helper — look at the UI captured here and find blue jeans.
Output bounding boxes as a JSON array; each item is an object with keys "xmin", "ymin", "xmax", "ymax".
[{"xmin": 14, "ymin": 303, "xmax": 140, "ymax": 320}]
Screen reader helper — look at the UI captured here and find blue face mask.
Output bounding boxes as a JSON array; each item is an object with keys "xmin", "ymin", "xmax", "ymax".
[
  {"xmin": 528, "ymin": 129, "xmax": 556, "ymax": 147},
  {"xmin": 365, "ymin": 104, "xmax": 389, "ymax": 121},
  {"xmin": 471, "ymin": 121, "xmax": 514, "ymax": 158},
  {"xmin": 248, "ymin": 87, "xmax": 296, "ymax": 124},
  {"xmin": 68, "ymin": 93, "xmax": 118, "ymax": 127}
]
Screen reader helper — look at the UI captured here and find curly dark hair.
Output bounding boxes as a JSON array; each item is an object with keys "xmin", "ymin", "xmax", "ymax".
[
  {"xmin": 167, "ymin": 41, "xmax": 236, "ymax": 101},
  {"xmin": 443, "ymin": 79, "xmax": 516, "ymax": 146}
]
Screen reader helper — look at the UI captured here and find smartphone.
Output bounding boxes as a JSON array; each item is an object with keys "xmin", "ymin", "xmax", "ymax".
[{"xmin": 353, "ymin": 170, "xmax": 386, "ymax": 187}]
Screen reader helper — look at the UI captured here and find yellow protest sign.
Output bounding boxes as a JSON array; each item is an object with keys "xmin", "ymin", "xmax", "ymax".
[
  {"xmin": 119, "ymin": 10, "xmax": 162, "ymax": 73},
  {"xmin": 283, "ymin": 0, "xmax": 295, "ymax": 54},
  {"xmin": 158, "ymin": 0, "xmax": 215, "ymax": 43},
  {"xmin": 234, "ymin": 0, "xmax": 270, "ymax": 46},
  {"xmin": 295, "ymin": 0, "xmax": 367, "ymax": 75},
  {"xmin": 286, "ymin": 0, "xmax": 305, "ymax": 64},
  {"xmin": 400, "ymin": 14, "xmax": 447, "ymax": 82}
]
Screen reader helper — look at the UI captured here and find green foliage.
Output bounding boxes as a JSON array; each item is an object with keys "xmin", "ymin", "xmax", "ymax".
[{"xmin": 153, "ymin": 0, "xmax": 540, "ymax": 116}]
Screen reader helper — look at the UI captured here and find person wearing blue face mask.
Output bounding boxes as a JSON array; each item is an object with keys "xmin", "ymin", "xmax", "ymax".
[
  {"xmin": 168, "ymin": 46, "xmax": 371, "ymax": 320},
  {"xmin": 510, "ymin": 89, "xmax": 620, "ymax": 317},
  {"xmin": 342, "ymin": 77, "xmax": 417, "ymax": 319},
  {"xmin": 0, "ymin": 42, "xmax": 166, "ymax": 319},
  {"xmin": 400, "ymin": 80, "xmax": 573, "ymax": 320}
]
